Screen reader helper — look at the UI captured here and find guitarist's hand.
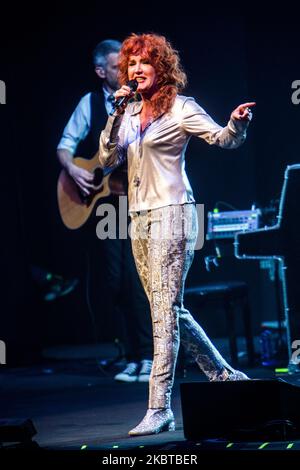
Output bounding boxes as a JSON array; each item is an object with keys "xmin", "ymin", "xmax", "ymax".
[{"xmin": 68, "ymin": 163, "xmax": 95, "ymax": 197}]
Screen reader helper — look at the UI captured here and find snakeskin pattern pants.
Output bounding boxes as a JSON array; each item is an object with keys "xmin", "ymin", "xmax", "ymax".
[{"xmin": 130, "ymin": 204, "xmax": 234, "ymax": 409}]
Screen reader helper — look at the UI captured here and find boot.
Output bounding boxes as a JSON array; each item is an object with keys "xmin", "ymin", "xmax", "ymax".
[{"xmin": 128, "ymin": 408, "xmax": 175, "ymax": 436}]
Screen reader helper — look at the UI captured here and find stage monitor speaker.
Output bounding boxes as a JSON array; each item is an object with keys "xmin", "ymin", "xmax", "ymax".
[
  {"xmin": 0, "ymin": 418, "xmax": 37, "ymax": 446},
  {"xmin": 180, "ymin": 378, "xmax": 300, "ymax": 441}
]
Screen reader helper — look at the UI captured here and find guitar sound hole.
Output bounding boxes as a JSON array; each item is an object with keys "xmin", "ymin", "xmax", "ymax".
[
  {"xmin": 77, "ymin": 187, "xmax": 90, "ymax": 204},
  {"xmin": 93, "ymin": 168, "xmax": 104, "ymax": 187}
]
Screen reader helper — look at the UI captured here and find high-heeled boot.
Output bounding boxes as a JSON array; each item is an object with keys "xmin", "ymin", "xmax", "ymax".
[{"xmin": 128, "ymin": 408, "xmax": 175, "ymax": 436}]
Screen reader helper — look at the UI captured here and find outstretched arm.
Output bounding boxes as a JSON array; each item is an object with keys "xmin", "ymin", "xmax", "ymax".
[{"xmin": 181, "ymin": 99, "xmax": 256, "ymax": 149}]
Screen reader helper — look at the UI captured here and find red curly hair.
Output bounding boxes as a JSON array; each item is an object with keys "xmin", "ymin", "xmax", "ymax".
[{"xmin": 118, "ymin": 33, "xmax": 187, "ymax": 118}]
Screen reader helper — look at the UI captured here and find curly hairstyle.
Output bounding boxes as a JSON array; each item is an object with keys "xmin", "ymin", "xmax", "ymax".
[{"xmin": 118, "ymin": 33, "xmax": 187, "ymax": 118}]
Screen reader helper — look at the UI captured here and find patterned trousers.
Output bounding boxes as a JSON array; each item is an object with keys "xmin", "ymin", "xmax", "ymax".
[{"xmin": 130, "ymin": 204, "xmax": 233, "ymax": 409}]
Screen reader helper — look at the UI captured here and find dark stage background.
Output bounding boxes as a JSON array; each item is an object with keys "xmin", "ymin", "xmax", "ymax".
[{"xmin": 1, "ymin": 5, "xmax": 299, "ymax": 363}]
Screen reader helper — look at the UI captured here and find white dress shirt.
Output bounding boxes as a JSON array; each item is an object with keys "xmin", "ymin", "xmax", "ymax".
[{"xmin": 57, "ymin": 87, "xmax": 114, "ymax": 154}]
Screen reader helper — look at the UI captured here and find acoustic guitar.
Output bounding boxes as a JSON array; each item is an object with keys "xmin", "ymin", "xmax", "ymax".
[{"xmin": 57, "ymin": 152, "xmax": 127, "ymax": 230}]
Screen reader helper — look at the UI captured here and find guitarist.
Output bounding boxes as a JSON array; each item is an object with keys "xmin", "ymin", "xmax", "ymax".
[{"xmin": 56, "ymin": 39, "xmax": 153, "ymax": 383}]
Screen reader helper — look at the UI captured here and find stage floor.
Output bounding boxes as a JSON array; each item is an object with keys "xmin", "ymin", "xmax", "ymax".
[{"xmin": 1, "ymin": 339, "xmax": 300, "ymax": 454}]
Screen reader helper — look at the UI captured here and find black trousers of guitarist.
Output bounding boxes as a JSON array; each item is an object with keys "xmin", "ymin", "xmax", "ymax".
[{"xmin": 77, "ymin": 187, "xmax": 153, "ymax": 363}]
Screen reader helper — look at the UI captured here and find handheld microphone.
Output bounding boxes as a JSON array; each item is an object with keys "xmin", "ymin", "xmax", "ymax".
[{"xmin": 114, "ymin": 79, "xmax": 138, "ymax": 110}]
